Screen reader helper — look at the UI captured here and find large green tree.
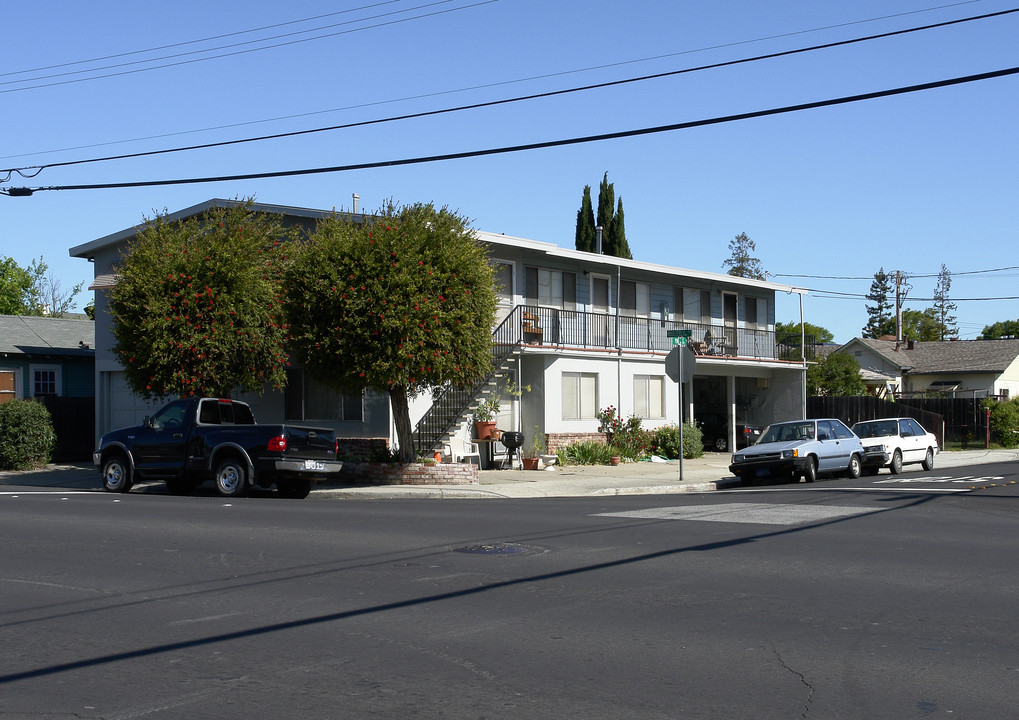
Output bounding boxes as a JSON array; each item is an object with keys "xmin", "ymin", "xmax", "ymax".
[
  {"xmin": 980, "ymin": 319, "xmax": 1019, "ymax": 339},
  {"xmin": 0, "ymin": 255, "xmax": 82, "ymax": 317},
  {"xmin": 722, "ymin": 232, "xmax": 764, "ymax": 279},
  {"xmin": 574, "ymin": 185, "xmax": 596, "ymax": 252},
  {"xmin": 900, "ymin": 308, "xmax": 941, "ymax": 341},
  {"xmin": 107, "ymin": 200, "xmax": 298, "ymax": 400},
  {"xmin": 807, "ymin": 351, "xmax": 866, "ymax": 396},
  {"xmin": 775, "ymin": 321, "xmax": 834, "ymax": 345},
  {"xmin": 284, "ymin": 203, "xmax": 498, "ymax": 463},
  {"xmin": 862, "ymin": 268, "xmax": 896, "ymax": 338},
  {"xmin": 574, "ymin": 172, "xmax": 631, "ymax": 259}
]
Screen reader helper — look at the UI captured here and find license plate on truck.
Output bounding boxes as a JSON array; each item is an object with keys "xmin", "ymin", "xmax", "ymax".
[{"xmin": 304, "ymin": 460, "xmax": 326, "ymax": 471}]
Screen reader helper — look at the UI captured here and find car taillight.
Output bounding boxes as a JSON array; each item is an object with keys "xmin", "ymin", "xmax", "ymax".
[
  {"xmin": 267, "ymin": 435, "xmax": 287, "ymax": 452},
  {"xmin": 334, "ymin": 439, "xmax": 339, "ymax": 456}
]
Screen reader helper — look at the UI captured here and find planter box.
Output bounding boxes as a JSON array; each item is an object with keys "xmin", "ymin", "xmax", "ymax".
[{"xmin": 339, "ymin": 462, "xmax": 479, "ymax": 485}]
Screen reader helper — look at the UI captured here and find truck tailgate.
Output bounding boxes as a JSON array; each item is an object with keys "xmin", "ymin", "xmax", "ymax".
[{"xmin": 284, "ymin": 426, "xmax": 337, "ymax": 459}]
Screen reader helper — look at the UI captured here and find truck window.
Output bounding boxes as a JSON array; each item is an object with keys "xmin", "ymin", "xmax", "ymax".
[
  {"xmin": 199, "ymin": 400, "xmax": 221, "ymax": 424},
  {"xmin": 232, "ymin": 403, "xmax": 255, "ymax": 425}
]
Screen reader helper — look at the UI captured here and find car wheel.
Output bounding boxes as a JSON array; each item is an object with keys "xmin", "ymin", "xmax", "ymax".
[
  {"xmin": 802, "ymin": 457, "xmax": 817, "ymax": 483},
  {"xmin": 214, "ymin": 458, "xmax": 248, "ymax": 498},
  {"xmin": 714, "ymin": 437, "xmax": 728, "ymax": 452},
  {"xmin": 279, "ymin": 479, "xmax": 313, "ymax": 499},
  {"xmin": 922, "ymin": 447, "xmax": 935, "ymax": 471},
  {"xmin": 890, "ymin": 450, "xmax": 903, "ymax": 474},
  {"xmin": 847, "ymin": 453, "xmax": 862, "ymax": 479},
  {"xmin": 102, "ymin": 455, "xmax": 132, "ymax": 493}
]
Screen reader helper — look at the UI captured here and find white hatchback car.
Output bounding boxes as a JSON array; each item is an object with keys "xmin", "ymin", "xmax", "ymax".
[{"xmin": 851, "ymin": 417, "xmax": 939, "ymax": 475}]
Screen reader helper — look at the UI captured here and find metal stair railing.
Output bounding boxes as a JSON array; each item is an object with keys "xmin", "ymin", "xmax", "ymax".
[{"xmin": 414, "ymin": 306, "xmax": 524, "ymax": 453}]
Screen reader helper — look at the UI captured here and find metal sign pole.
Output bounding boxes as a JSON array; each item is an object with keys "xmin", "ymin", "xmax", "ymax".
[{"xmin": 679, "ymin": 348, "xmax": 684, "ymax": 482}]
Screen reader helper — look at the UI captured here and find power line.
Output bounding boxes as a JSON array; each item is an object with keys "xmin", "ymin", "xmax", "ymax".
[
  {"xmin": 2, "ymin": 3, "xmax": 1010, "ymax": 162},
  {"xmin": 4, "ymin": 7, "xmax": 1017, "ymax": 179},
  {"xmin": 3, "ymin": 64, "xmax": 1017, "ymax": 195},
  {"xmin": 0, "ymin": 0, "xmax": 496, "ymax": 95},
  {"xmin": 774, "ymin": 265, "xmax": 1019, "ymax": 281},
  {"xmin": 0, "ymin": 1, "xmax": 403, "ymax": 79}
]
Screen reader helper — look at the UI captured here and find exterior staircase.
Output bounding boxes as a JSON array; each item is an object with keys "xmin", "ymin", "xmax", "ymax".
[{"xmin": 414, "ymin": 306, "xmax": 526, "ymax": 454}]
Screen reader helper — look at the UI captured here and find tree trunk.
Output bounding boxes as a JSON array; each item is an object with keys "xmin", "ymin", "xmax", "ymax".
[{"xmin": 389, "ymin": 384, "xmax": 416, "ymax": 463}]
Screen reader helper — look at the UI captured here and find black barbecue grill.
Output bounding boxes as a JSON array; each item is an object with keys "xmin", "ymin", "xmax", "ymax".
[{"xmin": 499, "ymin": 431, "xmax": 524, "ymax": 469}]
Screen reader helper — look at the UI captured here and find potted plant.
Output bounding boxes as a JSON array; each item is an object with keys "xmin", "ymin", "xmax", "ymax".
[
  {"xmin": 473, "ymin": 397, "xmax": 500, "ymax": 440},
  {"xmin": 522, "ymin": 426, "xmax": 544, "ymax": 470}
]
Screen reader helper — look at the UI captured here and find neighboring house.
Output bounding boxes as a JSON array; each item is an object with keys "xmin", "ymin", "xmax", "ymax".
[
  {"xmin": 0, "ymin": 314, "xmax": 96, "ymax": 460},
  {"xmin": 70, "ymin": 198, "xmax": 812, "ymax": 455},
  {"xmin": 0, "ymin": 314, "xmax": 95, "ymax": 403},
  {"xmin": 841, "ymin": 337, "xmax": 1019, "ymax": 399}
]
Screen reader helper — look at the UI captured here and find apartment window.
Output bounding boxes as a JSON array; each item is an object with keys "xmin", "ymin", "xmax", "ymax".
[
  {"xmin": 672, "ymin": 287, "xmax": 684, "ymax": 320},
  {"xmin": 634, "ymin": 375, "xmax": 665, "ymax": 419},
  {"xmin": 699, "ymin": 290, "xmax": 712, "ymax": 323},
  {"xmin": 30, "ymin": 365, "xmax": 60, "ymax": 397},
  {"xmin": 525, "ymin": 267, "xmax": 576, "ymax": 309},
  {"xmin": 494, "ymin": 262, "xmax": 513, "ymax": 303},
  {"xmin": 620, "ymin": 281, "xmax": 651, "ymax": 317},
  {"xmin": 562, "ymin": 372, "xmax": 598, "ymax": 420},
  {"xmin": 285, "ymin": 369, "xmax": 363, "ymax": 422}
]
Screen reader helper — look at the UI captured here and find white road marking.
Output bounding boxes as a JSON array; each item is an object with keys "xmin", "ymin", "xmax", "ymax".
[{"xmin": 595, "ymin": 502, "xmax": 880, "ymax": 526}]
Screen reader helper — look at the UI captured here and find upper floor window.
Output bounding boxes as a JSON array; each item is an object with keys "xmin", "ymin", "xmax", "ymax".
[
  {"xmin": 672, "ymin": 287, "xmax": 684, "ymax": 320},
  {"xmin": 494, "ymin": 262, "xmax": 513, "ymax": 304},
  {"xmin": 525, "ymin": 267, "xmax": 576, "ymax": 310},
  {"xmin": 699, "ymin": 290, "xmax": 712, "ymax": 323},
  {"xmin": 285, "ymin": 369, "xmax": 363, "ymax": 423},
  {"xmin": 620, "ymin": 281, "xmax": 650, "ymax": 317}
]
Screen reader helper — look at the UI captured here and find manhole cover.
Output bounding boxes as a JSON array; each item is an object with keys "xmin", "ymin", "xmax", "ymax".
[{"xmin": 453, "ymin": 543, "xmax": 528, "ymax": 555}]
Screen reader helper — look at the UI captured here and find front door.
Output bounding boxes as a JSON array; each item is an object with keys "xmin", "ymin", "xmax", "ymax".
[{"xmin": 590, "ymin": 274, "xmax": 611, "ymax": 347}]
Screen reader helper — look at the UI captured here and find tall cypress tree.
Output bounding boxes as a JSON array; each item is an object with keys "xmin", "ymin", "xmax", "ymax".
[
  {"xmin": 607, "ymin": 197, "xmax": 632, "ymax": 259},
  {"xmin": 863, "ymin": 268, "xmax": 896, "ymax": 339},
  {"xmin": 596, "ymin": 172, "xmax": 614, "ymax": 238},
  {"xmin": 574, "ymin": 185, "xmax": 596, "ymax": 252}
]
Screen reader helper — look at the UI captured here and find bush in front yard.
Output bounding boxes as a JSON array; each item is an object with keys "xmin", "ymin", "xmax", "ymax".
[
  {"xmin": 0, "ymin": 399, "xmax": 56, "ymax": 470},
  {"xmin": 986, "ymin": 398, "xmax": 1019, "ymax": 448},
  {"xmin": 557, "ymin": 441, "xmax": 616, "ymax": 466},
  {"xmin": 648, "ymin": 423, "xmax": 704, "ymax": 460}
]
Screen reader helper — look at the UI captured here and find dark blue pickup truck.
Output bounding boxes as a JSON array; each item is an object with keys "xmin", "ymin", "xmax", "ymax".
[{"xmin": 94, "ymin": 397, "xmax": 342, "ymax": 498}]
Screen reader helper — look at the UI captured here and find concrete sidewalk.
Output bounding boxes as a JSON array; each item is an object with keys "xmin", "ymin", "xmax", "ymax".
[
  {"xmin": 2, "ymin": 449, "xmax": 1014, "ymax": 499},
  {"xmin": 316, "ymin": 448, "xmax": 1019, "ymax": 500}
]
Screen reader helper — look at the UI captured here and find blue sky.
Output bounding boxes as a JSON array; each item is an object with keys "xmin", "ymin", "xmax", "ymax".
[{"xmin": 2, "ymin": 0, "xmax": 1017, "ymax": 343}]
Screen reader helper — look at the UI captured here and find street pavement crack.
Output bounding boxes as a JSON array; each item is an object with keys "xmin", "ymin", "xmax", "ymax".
[{"xmin": 773, "ymin": 647, "xmax": 814, "ymax": 717}]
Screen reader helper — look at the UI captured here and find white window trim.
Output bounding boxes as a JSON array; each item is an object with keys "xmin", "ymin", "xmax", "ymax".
[
  {"xmin": 633, "ymin": 374, "xmax": 665, "ymax": 419},
  {"xmin": 29, "ymin": 364, "xmax": 61, "ymax": 397},
  {"xmin": 562, "ymin": 371, "xmax": 598, "ymax": 420},
  {"xmin": 492, "ymin": 259, "xmax": 516, "ymax": 306}
]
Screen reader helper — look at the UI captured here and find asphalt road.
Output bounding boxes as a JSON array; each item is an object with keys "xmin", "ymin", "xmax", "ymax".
[{"xmin": 1, "ymin": 461, "xmax": 1016, "ymax": 719}]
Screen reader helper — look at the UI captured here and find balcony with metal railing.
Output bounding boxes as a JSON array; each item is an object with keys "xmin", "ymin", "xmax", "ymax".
[{"xmin": 512, "ymin": 305, "xmax": 814, "ymax": 361}]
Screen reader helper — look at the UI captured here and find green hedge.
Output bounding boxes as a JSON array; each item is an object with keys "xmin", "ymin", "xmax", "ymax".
[{"xmin": 0, "ymin": 399, "xmax": 56, "ymax": 470}]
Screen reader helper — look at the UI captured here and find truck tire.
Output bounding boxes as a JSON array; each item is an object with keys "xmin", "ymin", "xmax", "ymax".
[
  {"xmin": 214, "ymin": 458, "xmax": 248, "ymax": 498},
  {"xmin": 102, "ymin": 455, "xmax": 132, "ymax": 493},
  {"xmin": 279, "ymin": 478, "xmax": 313, "ymax": 499}
]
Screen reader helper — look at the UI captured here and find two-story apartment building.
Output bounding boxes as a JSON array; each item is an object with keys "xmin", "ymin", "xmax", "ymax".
[{"xmin": 70, "ymin": 199, "xmax": 810, "ymax": 456}]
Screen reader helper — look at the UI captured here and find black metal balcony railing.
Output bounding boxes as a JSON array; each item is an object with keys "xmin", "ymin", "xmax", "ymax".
[
  {"xmin": 514, "ymin": 305, "xmax": 814, "ymax": 361},
  {"xmin": 413, "ymin": 305, "xmax": 814, "ymax": 453}
]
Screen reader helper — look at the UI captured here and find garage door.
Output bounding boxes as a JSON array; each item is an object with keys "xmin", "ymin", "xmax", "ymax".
[{"xmin": 101, "ymin": 371, "xmax": 162, "ymax": 435}]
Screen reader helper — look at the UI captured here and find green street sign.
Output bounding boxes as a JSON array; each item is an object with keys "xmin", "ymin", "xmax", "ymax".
[
  {"xmin": 667, "ymin": 329, "xmax": 692, "ymax": 338},
  {"xmin": 671, "ymin": 336, "xmax": 688, "ymax": 346}
]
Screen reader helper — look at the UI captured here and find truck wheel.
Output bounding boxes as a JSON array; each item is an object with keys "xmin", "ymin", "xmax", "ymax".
[
  {"xmin": 102, "ymin": 455, "xmax": 132, "ymax": 493},
  {"xmin": 802, "ymin": 457, "xmax": 817, "ymax": 483},
  {"xmin": 279, "ymin": 479, "xmax": 312, "ymax": 499},
  {"xmin": 214, "ymin": 458, "xmax": 248, "ymax": 498},
  {"xmin": 890, "ymin": 450, "xmax": 903, "ymax": 475},
  {"xmin": 921, "ymin": 447, "xmax": 935, "ymax": 471},
  {"xmin": 847, "ymin": 453, "xmax": 862, "ymax": 479}
]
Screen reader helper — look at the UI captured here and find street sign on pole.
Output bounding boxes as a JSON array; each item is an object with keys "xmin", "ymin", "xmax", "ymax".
[
  {"xmin": 665, "ymin": 345, "xmax": 697, "ymax": 483},
  {"xmin": 671, "ymin": 336, "xmax": 687, "ymax": 347},
  {"xmin": 666, "ymin": 329, "xmax": 693, "ymax": 338}
]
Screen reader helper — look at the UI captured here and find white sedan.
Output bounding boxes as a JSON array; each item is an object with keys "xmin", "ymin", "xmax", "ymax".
[{"xmin": 851, "ymin": 417, "xmax": 939, "ymax": 475}]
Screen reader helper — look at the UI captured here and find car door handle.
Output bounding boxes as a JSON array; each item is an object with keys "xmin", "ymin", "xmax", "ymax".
[{"xmin": 173, "ymin": 433, "xmax": 183, "ymax": 439}]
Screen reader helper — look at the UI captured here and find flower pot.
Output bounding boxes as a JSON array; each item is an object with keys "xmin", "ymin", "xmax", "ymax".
[
  {"xmin": 475, "ymin": 421, "xmax": 497, "ymax": 440},
  {"xmin": 610, "ymin": 456, "xmax": 621, "ymax": 466},
  {"xmin": 522, "ymin": 457, "xmax": 540, "ymax": 471}
]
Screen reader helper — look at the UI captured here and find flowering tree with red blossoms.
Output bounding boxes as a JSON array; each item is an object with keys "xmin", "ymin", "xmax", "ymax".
[
  {"xmin": 284, "ymin": 203, "xmax": 497, "ymax": 462},
  {"xmin": 108, "ymin": 200, "xmax": 299, "ymax": 400}
]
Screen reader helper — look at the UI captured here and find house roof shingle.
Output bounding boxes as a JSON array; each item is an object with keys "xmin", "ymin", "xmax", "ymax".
[
  {"xmin": 0, "ymin": 315, "xmax": 96, "ymax": 357},
  {"xmin": 848, "ymin": 338, "xmax": 1019, "ymax": 375}
]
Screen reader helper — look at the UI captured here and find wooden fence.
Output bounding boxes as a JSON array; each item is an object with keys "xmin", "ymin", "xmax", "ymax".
[
  {"xmin": 38, "ymin": 396, "xmax": 95, "ymax": 462},
  {"xmin": 806, "ymin": 396, "xmax": 947, "ymax": 450}
]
